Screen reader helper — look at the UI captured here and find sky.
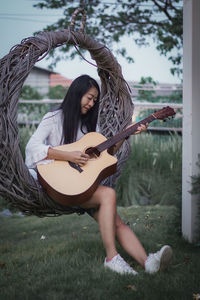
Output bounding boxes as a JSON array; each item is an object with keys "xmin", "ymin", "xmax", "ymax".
[{"xmin": 0, "ymin": 0, "xmax": 182, "ymax": 84}]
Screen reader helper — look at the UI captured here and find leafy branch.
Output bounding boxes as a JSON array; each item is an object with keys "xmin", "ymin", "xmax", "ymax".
[{"xmin": 34, "ymin": 0, "xmax": 183, "ymax": 76}]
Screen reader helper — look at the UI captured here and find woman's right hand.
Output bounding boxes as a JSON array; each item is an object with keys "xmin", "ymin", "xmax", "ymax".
[
  {"xmin": 65, "ymin": 151, "xmax": 90, "ymax": 167},
  {"xmin": 47, "ymin": 148, "xmax": 90, "ymax": 167}
]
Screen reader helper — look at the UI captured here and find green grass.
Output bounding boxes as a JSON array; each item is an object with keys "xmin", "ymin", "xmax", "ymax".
[
  {"xmin": 0, "ymin": 205, "xmax": 200, "ymax": 300},
  {"xmin": 116, "ymin": 133, "xmax": 182, "ymax": 208}
]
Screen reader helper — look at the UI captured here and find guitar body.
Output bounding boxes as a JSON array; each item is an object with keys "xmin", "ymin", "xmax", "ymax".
[{"xmin": 37, "ymin": 132, "xmax": 118, "ymax": 206}]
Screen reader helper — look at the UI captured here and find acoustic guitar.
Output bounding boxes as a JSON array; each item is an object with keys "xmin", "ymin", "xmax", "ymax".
[{"xmin": 37, "ymin": 106, "xmax": 176, "ymax": 206}]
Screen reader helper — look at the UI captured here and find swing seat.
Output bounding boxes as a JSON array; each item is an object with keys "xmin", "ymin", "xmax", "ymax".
[{"xmin": 0, "ymin": 8, "xmax": 133, "ymax": 217}]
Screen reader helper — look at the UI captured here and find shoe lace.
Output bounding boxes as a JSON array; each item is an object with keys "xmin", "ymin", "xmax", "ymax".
[
  {"xmin": 147, "ymin": 251, "xmax": 160, "ymax": 263},
  {"xmin": 116, "ymin": 255, "xmax": 133, "ymax": 271}
]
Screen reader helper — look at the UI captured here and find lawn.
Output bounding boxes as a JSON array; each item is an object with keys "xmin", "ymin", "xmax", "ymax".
[{"xmin": 0, "ymin": 205, "xmax": 199, "ymax": 300}]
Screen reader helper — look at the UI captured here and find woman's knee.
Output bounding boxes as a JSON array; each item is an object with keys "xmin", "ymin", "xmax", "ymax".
[{"xmin": 98, "ymin": 186, "xmax": 117, "ymax": 208}]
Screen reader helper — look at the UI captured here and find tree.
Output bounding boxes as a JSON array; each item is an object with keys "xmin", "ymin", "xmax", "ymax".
[
  {"xmin": 48, "ymin": 85, "xmax": 68, "ymax": 99},
  {"xmin": 34, "ymin": 0, "xmax": 183, "ymax": 77},
  {"xmin": 20, "ymin": 85, "xmax": 43, "ymax": 100},
  {"xmin": 135, "ymin": 76, "xmax": 182, "ymax": 103},
  {"xmin": 136, "ymin": 76, "xmax": 157, "ymax": 101}
]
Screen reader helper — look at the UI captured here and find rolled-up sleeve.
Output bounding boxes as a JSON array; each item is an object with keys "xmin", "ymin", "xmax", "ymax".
[{"xmin": 25, "ymin": 114, "xmax": 54, "ymax": 168}]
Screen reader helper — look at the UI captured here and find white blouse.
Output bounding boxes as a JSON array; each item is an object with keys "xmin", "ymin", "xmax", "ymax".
[{"xmin": 25, "ymin": 109, "xmax": 98, "ymax": 169}]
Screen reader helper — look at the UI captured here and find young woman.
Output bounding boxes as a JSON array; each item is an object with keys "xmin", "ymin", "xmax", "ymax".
[{"xmin": 25, "ymin": 74, "xmax": 173, "ymax": 275}]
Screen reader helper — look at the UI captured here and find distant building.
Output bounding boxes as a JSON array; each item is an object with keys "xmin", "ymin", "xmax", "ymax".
[
  {"xmin": 23, "ymin": 66, "xmax": 72, "ymax": 95},
  {"xmin": 50, "ymin": 73, "xmax": 72, "ymax": 88}
]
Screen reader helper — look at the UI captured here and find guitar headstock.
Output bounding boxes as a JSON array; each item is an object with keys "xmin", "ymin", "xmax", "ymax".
[{"xmin": 153, "ymin": 106, "xmax": 176, "ymax": 120}]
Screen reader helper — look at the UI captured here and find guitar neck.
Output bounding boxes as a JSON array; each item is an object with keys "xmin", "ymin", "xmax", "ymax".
[{"xmin": 97, "ymin": 114, "xmax": 156, "ymax": 153}]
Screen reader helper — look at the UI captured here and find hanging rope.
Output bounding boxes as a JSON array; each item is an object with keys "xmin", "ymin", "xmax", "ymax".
[{"xmin": 0, "ymin": 8, "xmax": 133, "ymax": 217}]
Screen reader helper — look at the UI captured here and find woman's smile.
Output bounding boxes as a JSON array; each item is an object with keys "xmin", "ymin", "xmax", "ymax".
[{"xmin": 81, "ymin": 86, "xmax": 99, "ymax": 114}]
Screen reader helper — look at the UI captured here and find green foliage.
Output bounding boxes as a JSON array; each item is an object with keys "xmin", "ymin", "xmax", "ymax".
[
  {"xmin": 18, "ymin": 103, "xmax": 52, "ymax": 123},
  {"xmin": 135, "ymin": 76, "xmax": 182, "ymax": 103},
  {"xmin": 191, "ymin": 154, "xmax": 200, "ymax": 240},
  {"xmin": 136, "ymin": 76, "xmax": 157, "ymax": 101},
  {"xmin": 19, "ymin": 125, "xmax": 38, "ymax": 160},
  {"xmin": 34, "ymin": 0, "xmax": 183, "ymax": 76},
  {"xmin": 191, "ymin": 154, "xmax": 200, "ymax": 195},
  {"xmin": 0, "ymin": 206, "xmax": 200, "ymax": 299},
  {"xmin": 19, "ymin": 85, "xmax": 49, "ymax": 121},
  {"xmin": 48, "ymin": 85, "xmax": 68, "ymax": 99},
  {"xmin": 137, "ymin": 91, "xmax": 183, "ymax": 103},
  {"xmin": 116, "ymin": 133, "xmax": 182, "ymax": 208},
  {"xmin": 138, "ymin": 89, "xmax": 183, "ymax": 104},
  {"xmin": 20, "ymin": 85, "xmax": 43, "ymax": 100},
  {"xmin": 160, "ymin": 90, "xmax": 182, "ymax": 104},
  {"xmin": 0, "ymin": 196, "xmax": 13, "ymax": 211}
]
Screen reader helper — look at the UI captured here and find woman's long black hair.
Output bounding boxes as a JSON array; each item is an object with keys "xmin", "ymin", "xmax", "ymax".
[{"xmin": 60, "ymin": 75, "xmax": 100, "ymax": 144}]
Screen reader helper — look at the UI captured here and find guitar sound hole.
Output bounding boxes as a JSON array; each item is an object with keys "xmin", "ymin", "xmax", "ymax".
[{"xmin": 85, "ymin": 147, "xmax": 100, "ymax": 159}]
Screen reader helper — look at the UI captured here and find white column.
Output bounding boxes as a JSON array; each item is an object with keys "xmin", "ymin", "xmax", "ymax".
[{"xmin": 182, "ymin": 0, "xmax": 200, "ymax": 242}]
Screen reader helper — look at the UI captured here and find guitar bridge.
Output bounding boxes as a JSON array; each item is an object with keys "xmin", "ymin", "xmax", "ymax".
[{"xmin": 69, "ymin": 162, "xmax": 83, "ymax": 173}]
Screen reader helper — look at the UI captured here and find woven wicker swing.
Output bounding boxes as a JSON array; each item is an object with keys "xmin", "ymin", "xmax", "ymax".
[{"xmin": 0, "ymin": 8, "xmax": 133, "ymax": 217}]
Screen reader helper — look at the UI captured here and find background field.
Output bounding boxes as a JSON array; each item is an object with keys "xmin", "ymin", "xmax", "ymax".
[{"xmin": 0, "ymin": 205, "xmax": 200, "ymax": 300}]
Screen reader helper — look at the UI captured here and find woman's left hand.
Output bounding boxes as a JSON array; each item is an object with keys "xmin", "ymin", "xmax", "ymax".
[{"xmin": 133, "ymin": 123, "xmax": 148, "ymax": 135}]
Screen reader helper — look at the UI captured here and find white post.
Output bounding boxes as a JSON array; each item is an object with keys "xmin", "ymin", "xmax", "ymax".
[{"xmin": 182, "ymin": 0, "xmax": 200, "ymax": 242}]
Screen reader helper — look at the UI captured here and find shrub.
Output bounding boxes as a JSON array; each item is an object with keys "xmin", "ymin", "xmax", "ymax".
[
  {"xmin": 116, "ymin": 133, "xmax": 182, "ymax": 208},
  {"xmin": 20, "ymin": 85, "xmax": 43, "ymax": 100},
  {"xmin": 48, "ymin": 85, "xmax": 68, "ymax": 99}
]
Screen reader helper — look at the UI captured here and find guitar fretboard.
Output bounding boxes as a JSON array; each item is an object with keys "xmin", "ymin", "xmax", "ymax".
[{"xmin": 97, "ymin": 114, "xmax": 156, "ymax": 153}]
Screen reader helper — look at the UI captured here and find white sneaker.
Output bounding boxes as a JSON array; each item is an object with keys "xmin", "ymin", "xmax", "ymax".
[
  {"xmin": 145, "ymin": 245, "xmax": 173, "ymax": 274},
  {"xmin": 104, "ymin": 254, "xmax": 138, "ymax": 275}
]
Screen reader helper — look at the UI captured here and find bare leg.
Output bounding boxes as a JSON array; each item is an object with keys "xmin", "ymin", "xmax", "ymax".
[
  {"xmin": 115, "ymin": 213, "xmax": 147, "ymax": 267},
  {"xmin": 82, "ymin": 186, "xmax": 147, "ymax": 267},
  {"xmin": 81, "ymin": 185, "xmax": 118, "ymax": 260},
  {"xmin": 82, "ymin": 186, "xmax": 171, "ymax": 273}
]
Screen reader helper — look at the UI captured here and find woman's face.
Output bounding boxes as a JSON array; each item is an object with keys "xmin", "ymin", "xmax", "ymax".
[{"xmin": 81, "ymin": 86, "xmax": 99, "ymax": 115}]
